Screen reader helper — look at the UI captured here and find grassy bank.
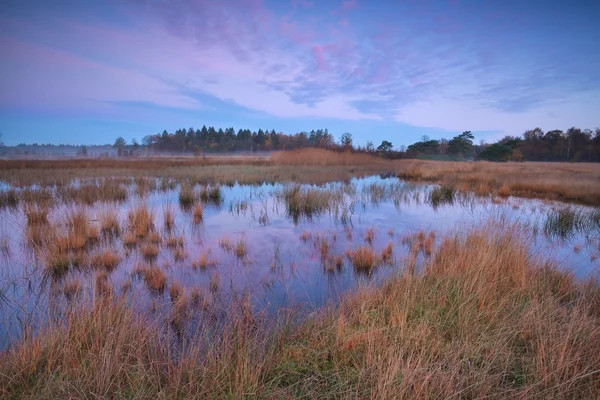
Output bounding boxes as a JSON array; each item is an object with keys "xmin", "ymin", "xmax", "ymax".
[
  {"xmin": 2, "ymin": 224, "xmax": 599, "ymax": 399},
  {"xmin": 397, "ymin": 159, "xmax": 600, "ymax": 206},
  {"xmin": 0, "ymin": 150, "xmax": 393, "ymax": 187},
  {"xmin": 2, "ymin": 150, "xmax": 600, "ymax": 206}
]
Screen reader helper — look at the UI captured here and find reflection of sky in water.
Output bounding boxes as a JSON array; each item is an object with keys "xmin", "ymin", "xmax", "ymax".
[{"xmin": 0, "ymin": 176, "xmax": 599, "ymax": 348}]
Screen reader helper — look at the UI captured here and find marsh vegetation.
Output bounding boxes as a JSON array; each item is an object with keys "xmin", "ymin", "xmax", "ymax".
[{"xmin": 0, "ymin": 151, "xmax": 599, "ymax": 398}]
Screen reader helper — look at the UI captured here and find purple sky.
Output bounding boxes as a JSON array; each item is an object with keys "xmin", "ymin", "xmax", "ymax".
[{"xmin": 1, "ymin": 0, "xmax": 599, "ymax": 147}]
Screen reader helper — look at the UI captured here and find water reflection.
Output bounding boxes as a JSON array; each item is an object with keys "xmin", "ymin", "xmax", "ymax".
[{"xmin": 0, "ymin": 175, "xmax": 599, "ymax": 349}]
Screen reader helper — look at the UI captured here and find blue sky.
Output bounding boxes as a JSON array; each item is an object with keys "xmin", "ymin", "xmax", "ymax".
[{"xmin": 1, "ymin": 0, "xmax": 599, "ymax": 147}]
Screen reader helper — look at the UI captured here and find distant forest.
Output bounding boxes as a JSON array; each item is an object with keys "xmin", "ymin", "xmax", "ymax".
[{"xmin": 1, "ymin": 126, "xmax": 599, "ymax": 162}]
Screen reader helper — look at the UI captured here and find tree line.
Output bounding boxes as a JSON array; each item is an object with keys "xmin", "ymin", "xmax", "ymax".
[
  {"xmin": 2, "ymin": 126, "xmax": 599, "ymax": 162},
  {"xmin": 405, "ymin": 127, "xmax": 600, "ymax": 162}
]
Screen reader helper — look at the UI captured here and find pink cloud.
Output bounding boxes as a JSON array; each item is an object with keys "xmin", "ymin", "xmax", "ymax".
[{"xmin": 0, "ymin": 35, "xmax": 202, "ymax": 113}]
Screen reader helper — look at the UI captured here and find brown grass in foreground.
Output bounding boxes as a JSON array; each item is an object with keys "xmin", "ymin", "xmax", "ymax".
[
  {"xmin": 397, "ymin": 159, "xmax": 600, "ymax": 205},
  {"xmin": 1, "ymin": 225, "xmax": 599, "ymax": 398}
]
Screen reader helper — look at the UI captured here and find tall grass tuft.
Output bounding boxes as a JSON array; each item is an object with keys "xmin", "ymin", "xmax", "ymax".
[
  {"xmin": 346, "ymin": 246, "xmax": 379, "ymax": 272},
  {"xmin": 178, "ymin": 184, "xmax": 195, "ymax": 209}
]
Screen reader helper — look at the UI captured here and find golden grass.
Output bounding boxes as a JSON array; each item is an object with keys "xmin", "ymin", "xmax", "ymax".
[
  {"xmin": 62, "ymin": 278, "xmax": 82, "ymax": 300},
  {"xmin": 127, "ymin": 204, "xmax": 155, "ymax": 239},
  {"xmin": 173, "ymin": 247, "xmax": 187, "ymax": 262},
  {"xmin": 95, "ymin": 271, "xmax": 113, "ymax": 297},
  {"xmin": 90, "ymin": 249, "xmax": 120, "ymax": 271},
  {"xmin": 24, "ymin": 205, "xmax": 48, "ymax": 226},
  {"xmin": 209, "ymin": 272, "xmax": 220, "ymax": 293},
  {"xmin": 346, "ymin": 246, "xmax": 380, "ymax": 272},
  {"xmin": 2, "ymin": 225, "xmax": 600, "ymax": 398},
  {"xmin": 165, "ymin": 235, "xmax": 184, "ymax": 249},
  {"xmin": 0, "ymin": 150, "xmax": 395, "ymax": 187},
  {"xmin": 122, "ymin": 232, "xmax": 137, "ymax": 248},
  {"xmin": 271, "ymin": 148, "xmax": 389, "ymax": 167},
  {"xmin": 147, "ymin": 231, "xmax": 161, "ymax": 245},
  {"xmin": 141, "ymin": 243, "xmax": 159, "ymax": 262},
  {"xmin": 219, "ymin": 236, "xmax": 247, "ymax": 260},
  {"xmin": 192, "ymin": 250, "xmax": 217, "ymax": 269},
  {"xmin": 163, "ymin": 204, "xmax": 175, "ymax": 231},
  {"xmin": 364, "ymin": 227, "xmax": 375, "ymax": 244},
  {"xmin": 381, "ymin": 241, "xmax": 393, "ymax": 263},
  {"xmin": 192, "ymin": 203, "xmax": 204, "ymax": 223},
  {"xmin": 141, "ymin": 266, "xmax": 167, "ymax": 292},
  {"xmin": 397, "ymin": 159, "xmax": 600, "ymax": 206},
  {"xmin": 170, "ymin": 281, "xmax": 183, "ymax": 302}
]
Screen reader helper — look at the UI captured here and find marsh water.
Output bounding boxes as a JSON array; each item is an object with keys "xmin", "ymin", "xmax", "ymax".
[{"xmin": 1, "ymin": 176, "xmax": 599, "ymax": 349}]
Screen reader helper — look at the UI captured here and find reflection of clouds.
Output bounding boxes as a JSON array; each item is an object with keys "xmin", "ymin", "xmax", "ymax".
[{"xmin": 0, "ymin": 176, "xmax": 597, "ymax": 349}]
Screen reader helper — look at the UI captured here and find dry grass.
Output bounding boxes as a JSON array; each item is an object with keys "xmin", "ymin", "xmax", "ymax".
[
  {"xmin": 141, "ymin": 243, "xmax": 159, "ymax": 262},
  {"xmin": 192, "ymin": 250, "xmax": 218, "ymax": 269},
  {"xmin": 165, "ymin": 235, "xmax": 184, "ymax": 249},
  {"xmin": 170, "ymin": 280, "xmax": 183, "ymax": 302},
  {"xmin": 219, "ymin": 236, "xmax": 247, "ymax": 260},
  {"xmin": 141, "ymin": 266, "xmax": 167, "ymax": 292},
  {"xmin": 127, "ymin": 204, "xmax": 155, "ymax": 239},
  {"xmin": 95, "ymin": 272, "xmax": 113, "ymax": 297},
  {"xmin": 271, "ymin": 148, "xmax": 389, "ymax": 167},
  {"xmin": 99, "ymin": 208, "xmax": 120, "ymax": 236},
  {"xmin": 209, "ymin": 272, "xmax": 220, "ymax": 293},
  {"xmin": 397, "ymin": 160, "xmax": 600, "ymax": 206},
  {"xmin": 173, "ymin": 247, "xmax": 187, "ymax": 262},
  {"xmin": 178, "ymin": 184, "xmax": 195, "ymax": 209},
  {"xmin": 147, "ymin": 232, "xmax": 161, "ymax": 245},
  {"xmin": 364, "ymin": 227, "xmax": 375, "ymax": 244},
  {"xmin": 299, "ymin": 231, "xmax": 312, "ymax": 242},
  {"xmin": 62, "ymin": 278, "xmax": 82, "ymax": 300},
  {"xmin": 163, "ymin": 204, "xmax": 175, "ymax": 231},
  {"xmin": 24, "ymin": 205, "xmax": 49, "ymax": 226},
  {"xmin": 2, "ymin": 224, "xmax": 600, "ymax": 398},
  {"xmin": 381, "ymin": 241, "xmax": 394, "ymax": 263},
  {"xmin": 346, "ymin": 246, "xmax": 380, "ymax": 272},
  {"xmin": 192, "ymin": 203, "xmax": 204, "ymax": 223},
  {"xmin": 90, "ymin": 249, "xmax": 120, "ymax": 271}
]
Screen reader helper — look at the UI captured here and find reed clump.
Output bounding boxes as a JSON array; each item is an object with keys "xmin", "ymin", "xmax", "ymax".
[
  {"xmin": 192, "ymin": 251, "xmax": 217, "ymax": 269},
  {"xmin": 141, "ymin": 243, "xmax": 159, "ymax": 262},
  {"xmin": 192, "ymin": 203, "xmax": 204, "ymax": 223},
  {"xmin": 99, "ymin": 208, "xmax": 120, "ymax": 236},
  {"xmin": 141, "ymin": 266, "xmax": 167, "ymax": 292},
  {"xmin": 90, "ymin": 249, "xmax": 120, "ymax": 272},
  {"xmin": 25, "ymin": 205, "xmax": 49, "ymax": 226},
  {"xmin": 127, "ymin": 205, "xmax": 155, "ymax": 239},
  {"xmin": 346, "ymin": 246, "xmax": 380, "ymax": 272},
  {"xmin": 178, "ymin": 185, "xmax": 195, "ymax": 209}
]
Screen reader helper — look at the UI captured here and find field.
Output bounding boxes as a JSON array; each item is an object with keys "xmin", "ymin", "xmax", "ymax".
[{"xmin": 1, "ymin": 150, "xmax": 599, "ymax": 398}]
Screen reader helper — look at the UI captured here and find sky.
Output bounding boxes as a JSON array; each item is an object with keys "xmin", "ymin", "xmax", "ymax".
[{"xmin": 1, "ymin": 0, "xmax": 599, "ymax": 147}]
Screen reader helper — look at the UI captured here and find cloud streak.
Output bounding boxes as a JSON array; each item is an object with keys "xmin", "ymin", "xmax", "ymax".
[{"xmin": 0, "ymin": 0, "xmax": 599, "ymax": 143}]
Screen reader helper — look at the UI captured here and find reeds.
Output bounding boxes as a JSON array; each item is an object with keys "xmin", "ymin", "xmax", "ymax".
[
  {"xmin": 192, "ymin": 203, "xmax": 204, "ymax": 223},
  {"xmin": 192, "ymin": 250, "xmax": 217, "ymax": 269},
  {"xmin": 127, "ymin": 204, "xmax": 155, "ymax": 239},
  {"xmin": 346, "ymin": 246, "xmax": 379, "ymax": 272},
  {"xmin": 99, "ymin": 208, "xmax": 120, "ymax": 236},
  {"xmin": 219, "ymin": 236, "xmax": 247, "ymax": 260},
  {"xmin": 141, "ymin": 243, "xmax": 159, "ymax": 262},
  {"xmin": 178, "ymin": 185, "xmax": 195, "ymax": 209},
  {"xmin": 141, "ymin": 266, "xmax": 167, "ymax": 291},
  {"xmin": 163, "ymin": 204, "xmax": 175, "ymax": 231},
  {"xmin": 90, "ymin": 249, "xmax": 120, "ymax": 272},
  {"xmin": 2, "ymin": 225, "xmax": 600, "ymax": 398},
  {"xmin": 24, "ymin": 205, "xmax": 49, "ymax": 226}
]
